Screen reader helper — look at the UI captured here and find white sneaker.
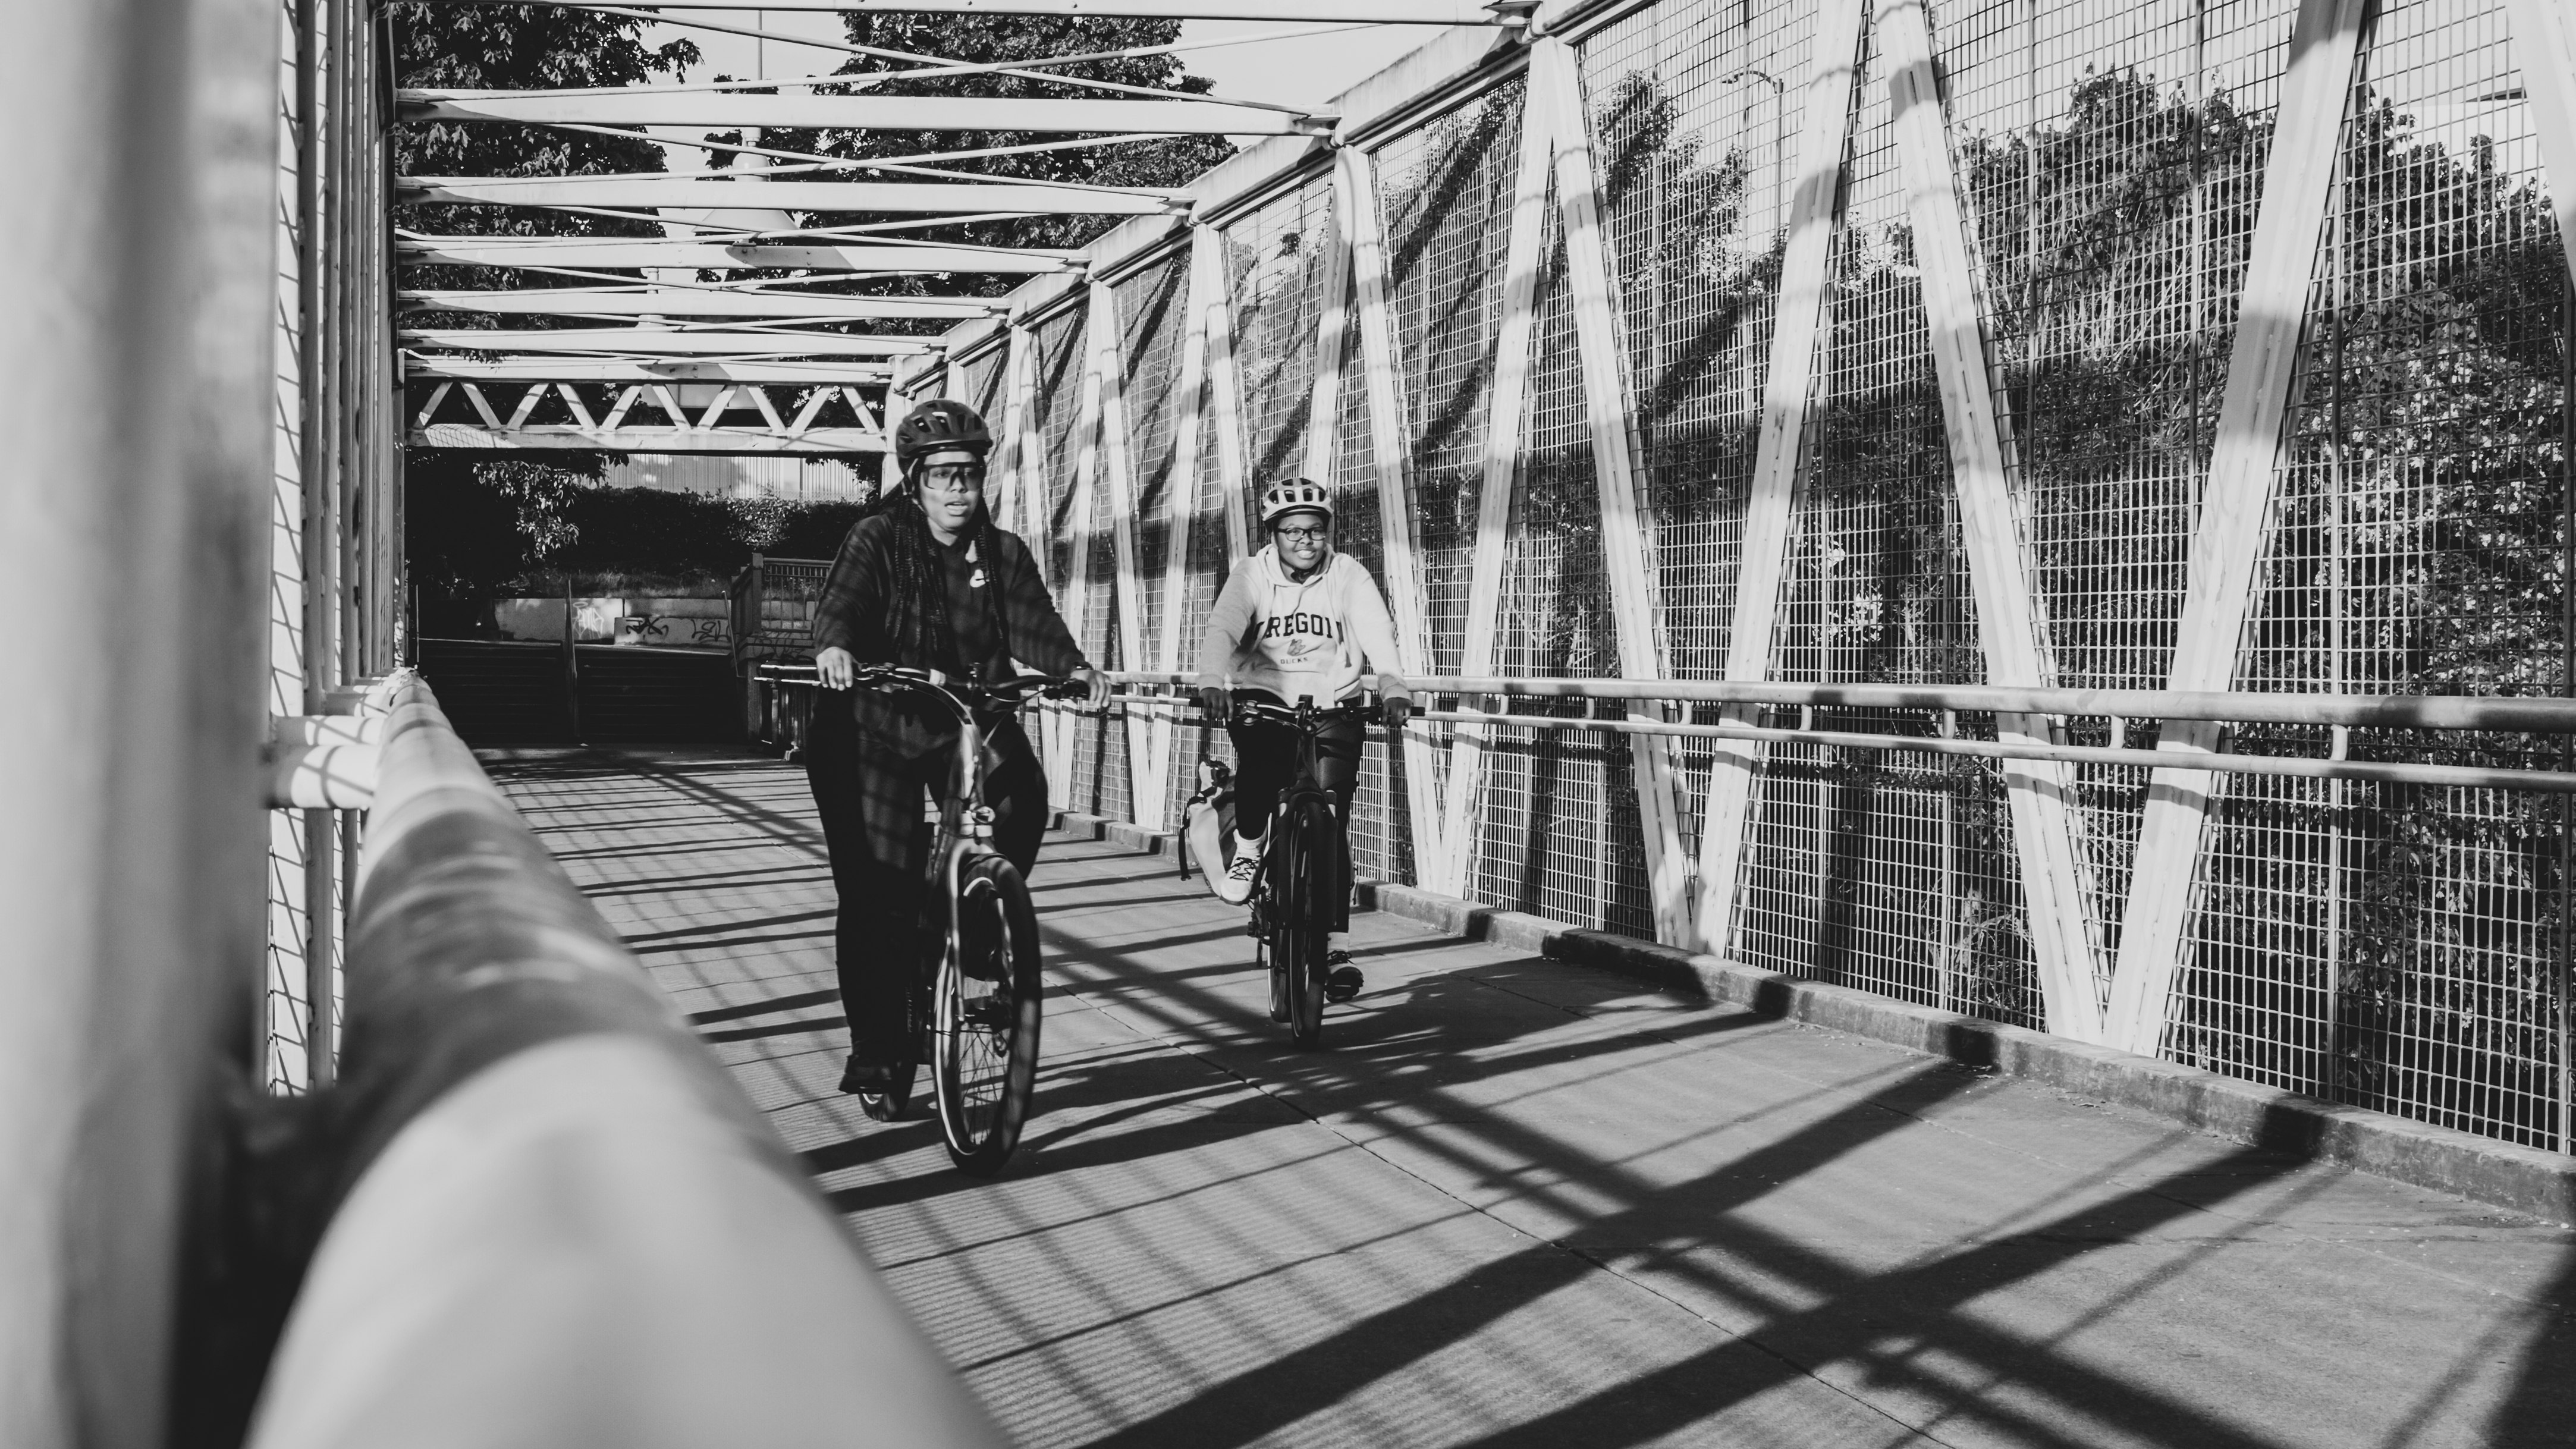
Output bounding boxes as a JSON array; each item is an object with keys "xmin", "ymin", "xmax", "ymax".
[{"xmin": 1215, "ymin": 844, "xmax": 1261, "ymax": 904}]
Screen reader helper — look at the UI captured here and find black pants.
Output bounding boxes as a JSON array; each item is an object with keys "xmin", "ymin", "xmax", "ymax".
[
  {"xmin": 1227, "ymin": 689, "xmax": 1363, "ymax": 931},
  {"xmin": 805, "ymin": 700, "xmax": 1047, "ymax": 1064}
]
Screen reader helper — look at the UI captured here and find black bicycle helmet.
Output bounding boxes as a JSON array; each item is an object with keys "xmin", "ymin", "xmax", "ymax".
[{"xmin": 893, "ymin": 398, "xmax": 995, "ymax": 469}]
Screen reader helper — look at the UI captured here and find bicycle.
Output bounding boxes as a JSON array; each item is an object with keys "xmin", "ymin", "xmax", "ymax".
[
  {"xmin": 1224, "ymin": 694, "xmax": 1377, "ymax": 1049},
  {"xmin": 845, "ymin": 665, "xmax": 1082, "ymax": 1175}
]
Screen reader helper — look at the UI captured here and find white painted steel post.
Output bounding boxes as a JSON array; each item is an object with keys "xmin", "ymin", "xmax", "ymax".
[
  {"xmin": 1086, "ymin": 281, "xmax": 1162, "ymax": 824},
  {"xmin": 1196, "ymin": 224, "xmax": 1254, "ymax": 561},
  {"xmin": 1, "ymin": 0, "xmax": 279, "ymax": 1437},
  {"xmin": 1534, "ymin": 34, "xmax": 1692, "ymax": 945},
  {"xmin": 1879, "ymin": 0, "xmax": 2103, "ymax": 1043},
  {"xmin": 1055, "ymin": 293, "xmax": 1111, "ymax": 810},
  {"xmin": 1339, "ymin": 143, "xmax": 1449, "ymax": 887},
  {"xmin": 1302, "ymin": 167, "xmax": 1356, "ymax": 492},
  {"xmin": 2104, "ymin": 0, "xmax": 2372, "ymax": 1056},
  {"xmin": 1691, "ymin": 0, "xmax": 1868, "ymax": 956},
  {"xmin": 995, "ymin": 325, "xmax": 1037, "ymax": 577},
  {"xmin": 1440, "ymin": 73, "xmax": 1554, "ymax": 900},
  {"xmin": 1155, "ymin": 245, "xmax": 1216, "ymax": 826},
  {"xmin": 2504, "ymin": 0, "xmax": 2576, "ymax": 286}
]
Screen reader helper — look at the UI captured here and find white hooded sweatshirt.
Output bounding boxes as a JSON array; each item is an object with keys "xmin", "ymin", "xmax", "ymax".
[{"xmin": 1194, "ymin": 545, "xmax": 1403, "ymax": 705}]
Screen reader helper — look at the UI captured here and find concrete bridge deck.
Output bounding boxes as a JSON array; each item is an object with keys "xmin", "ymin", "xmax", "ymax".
[{"xmin": 488, "ymin": 747, "xmax": 2576, "ymax": 1449}]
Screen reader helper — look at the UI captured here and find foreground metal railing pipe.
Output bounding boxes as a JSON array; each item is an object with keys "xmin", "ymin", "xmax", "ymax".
[{"xmin": 243, "ymin": 670, "xmax": 1003, "ymax": 1449}]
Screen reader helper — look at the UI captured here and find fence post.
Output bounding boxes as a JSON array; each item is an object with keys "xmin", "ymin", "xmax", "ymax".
[
  {"xmin": 1057, "ymin": 291, "xmax": 1110, "ymax": 812},
  {"xmin": 1440, "ymin": 71, "xmax": 1553, "ymax": 900},
  {"xmin": 1339, "ymin": 143, "xmax": 1449, "ymax": 888},
  {"xmin": 1534, "ymin": 33, "xmax": 1692, "ymax": 945},
  {"xmin": 2104, "ymin": 0, "xmax": 2373, "ymax": 1055},
  {"xmin": 1691, "ymin": 0, "xmax": 1868, "ymax": 957},
  {"xmin": 1155, "ymin": 243, "xmax": 1217, "ymax": 828},
  {"xmin": 1087, "ymin": 280, "xmax": 1160, "ymax": 825},
  {"xmin": 1878, "ymin": 0, "xmax": 2104, "ymax": 1042}
]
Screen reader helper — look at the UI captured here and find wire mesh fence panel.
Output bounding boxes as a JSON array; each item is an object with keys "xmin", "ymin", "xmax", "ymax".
[
  {"xmin": 1223, "ymin": 177, "xmax": 1336, "ymax": 522},
  {"xmin": 1113, "ymin": 254, "xmax": 1193, "ymax": 828},
  {"xmin": 265, "ymin": 816, "xmax": 315, "ymax": 1094},
  {"xmin": 2158, "ymin": 0, "xmax": 2571, "ymax": 1143},
  {"xmin": 1029, "ymin": 309, "xmax": 1091, "ymax": 598},
  {"xmin": 1938, "ymin": 0, "xmax": 2298, "ymax": 975},
  {"xmin": 1578, "ymin": 0, "xmax": 1824, "ymax": 872},
  {"xmin": 1714, "ymin": 3, "xmax": 2037, "ymax": 1016},
  {"xmin": 956, "ymin": 346, "xmax": 1004, "ymax": 418},
  {"xmin": 1465, "ymin": 166, "xmax": 1655, "ymax": 938}
]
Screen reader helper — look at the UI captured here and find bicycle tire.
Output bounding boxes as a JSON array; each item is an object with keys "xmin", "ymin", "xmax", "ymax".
[
  {"xmin": 932, "ymin": 854, "xmax": 1044, "ymax": 1175},
  {"xmin": 1279, "ymin": 796, "xmax": 1335, "ymax": 1048}
]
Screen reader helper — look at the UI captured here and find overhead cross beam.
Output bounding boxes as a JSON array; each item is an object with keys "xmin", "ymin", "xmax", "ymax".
[
  {"xmin": 401, "ymin": 177, "xmax": 1186, "ymax": 216},
  {"xmin": 401, "ymin": 289, "xmax": 1001, "ymax": 321},
  {"xmin": 403, "ymin": 92, "xmax": 1330, "ymax": 136},
  {"xmin": 401, "ymin": 328, "xmax": 937, "ymax": 357},
  {"xmin": 416, "ymin": 0, "xmax": 1532, "ymax": 18},
  {"xmin": 397, "ymin": 238, "xmax": 1078, "ymax": 272},
  {"xmin": 404, "ymin": 360, "xmax": 897, "ymax": 384}
]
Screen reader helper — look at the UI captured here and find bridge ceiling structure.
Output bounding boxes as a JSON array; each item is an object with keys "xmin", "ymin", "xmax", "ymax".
[{"xmin": 394, "ymin": 0, "xmax": 1541, "ymax": 460}]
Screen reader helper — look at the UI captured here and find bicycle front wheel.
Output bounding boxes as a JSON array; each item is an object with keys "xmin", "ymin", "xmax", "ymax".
[
  {"xmin": 932, "ymin": 853, "xmax": 1044, "ymax": 1174},
  {"xmin": 1277, "ymin": 796, "xmax": 1336, "ymax": 1048}
]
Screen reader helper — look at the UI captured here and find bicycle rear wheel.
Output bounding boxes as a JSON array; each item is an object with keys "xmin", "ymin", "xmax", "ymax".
[
  {"xmin": 932, "ymin": 854, "xmax": 1044, "ymax": 1174},
  {"xmin": 1277, "ymin": 796, "xmax": 1335, "ymax": 1048}
]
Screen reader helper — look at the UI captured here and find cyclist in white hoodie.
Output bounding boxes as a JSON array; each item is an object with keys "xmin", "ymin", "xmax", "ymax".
[{"xmin": 1195, "ymin": 479, "xmax": 1414, "ymax": 1000}]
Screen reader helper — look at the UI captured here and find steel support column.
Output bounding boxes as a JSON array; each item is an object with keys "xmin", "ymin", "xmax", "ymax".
[
  {"xmin": 1438, "ymin": 75, "xmax": 1551, "ymax": 899},
  {"xmin": 1087, "ymin": 282, "xmax": 1162, "ymax": 823},
  {"xmin": 1339, "ymin": 144, "xmax": 1449, "ymax": 887},
  {"xmin": 2104, "ymin": 0, "xmax": 2373, "ymax": 1055},
  {"xmin": 1880, "ymin": 0, "xmax": 2103, "ymax": 1041},
  {"xmin": 1195, "ymin": 224, "xmax": 1253, "ymax": 562},
  {"xmin": 1690, "ymin": 0, "xmax": 1867, "ymax": 955},
  {"xmin": 1534, "ymin": 33, "xmax": 1691, "ymax": 944}
]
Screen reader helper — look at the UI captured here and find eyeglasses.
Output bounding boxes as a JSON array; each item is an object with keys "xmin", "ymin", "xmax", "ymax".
[
  {"xmin": 1275, "ymin": 525, "xmax": 1330, "ymax": 542},
  {"xmin": 918, "ymin": 464, "xmax": 985, "ymax": 495}
]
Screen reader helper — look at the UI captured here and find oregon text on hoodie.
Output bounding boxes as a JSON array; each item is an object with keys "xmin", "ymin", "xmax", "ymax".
[{"xmin": 1194, "ymin": 545, "xmax": 1402, "ymax": 705}]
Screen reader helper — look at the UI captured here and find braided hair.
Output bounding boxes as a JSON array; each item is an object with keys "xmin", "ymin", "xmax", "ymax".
[{"xmin": 874, "ymin": 472, "xmax": 1005, "ymax": 678}]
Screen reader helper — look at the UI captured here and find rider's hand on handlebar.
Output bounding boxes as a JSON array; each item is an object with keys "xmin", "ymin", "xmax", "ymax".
[
  {"xmin": 1379, "ymin": 681, "xmax": 1414, "ymax": 733},
  {"xmin": 1073, "ymin": 665, "xmax": 1111, "ymax": 708},
  {"xmin": 1197, "ymin": 684, "xmax": 1231, "ymax": 724},
  {"xmin": 815, "ymin": 646, "xmax": 856, "ymax": 691}
]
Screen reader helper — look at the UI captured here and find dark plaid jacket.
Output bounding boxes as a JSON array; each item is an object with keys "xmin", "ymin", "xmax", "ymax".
[{"xmin": 812, "ymin": 507, "xmax": 1088, "ymax": 740}]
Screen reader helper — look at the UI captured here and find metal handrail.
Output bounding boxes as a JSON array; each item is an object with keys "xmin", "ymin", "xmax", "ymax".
[
  {"xmin": 1099, "ymin": 670, "xmax": 2576, "ymax": 734},
  {"xmin": 247, "ymin": 669, "xmax": 1006, "ymax": 1447},
  {"xmin": 1070, "ymin": 673, "xmax": 2576, "ymax": 796}
]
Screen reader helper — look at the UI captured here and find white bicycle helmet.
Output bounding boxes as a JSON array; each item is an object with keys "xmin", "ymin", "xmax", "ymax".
[{"xmin": 1258, "ymin": 477, "xmax": 1334, "ymax": 528}]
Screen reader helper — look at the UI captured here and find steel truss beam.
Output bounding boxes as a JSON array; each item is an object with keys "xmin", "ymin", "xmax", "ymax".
[
  {"xmin": 439, "ymin": 0, "xmax": 1529, "ymax": 18},
  {"xmin": 1338, "ymin": 144, "xmax": 1449, "ymax": 890},
  {"xmin": 398, "ymin": 238, "xmax": 1077, "ymax": 272},
  {"xmin": 402, "ymin": 289, "xmax": 1000, "ymax": 321},
  {"xmin": 1085, "ymin": 282, "xmax": 1163, "ymax": 823},
  {"xmin": 401, "ymin": 328, "xmax": 934, "ymax": 357},
  {"xmin": 1535, "ymin": 33, "xmax": 1691, "ymax": 945},
  {"xmin": 402, "ymin": 92, "xmax": 1329, "ymax": 136},
  {"xmin": 406, "ymin": 360, "xmax": 895, "ymax": 383},
  {"xmin": 2103, "ymin": 0, "xmax": 2373, "ymax": 1056},
  {"xmin": 2504, "ymin": 0, "xmax": 2576, "ymax": 285},
  {"xmin": 401, "ymin": 177, "xmax": 1186, "ymax": 216},
  {"xmin": 1879, "ymin": 0, "xmax": 2102, "ymax": 1041},
  {"xmin": 1691, "ymin": 0, "xmax": 1867, "ymax": 955},
  {"xmin": 1439, "ymin": 64, "xmax": 1551, "ymax": 900},
  {"xmin": 411, "ymin": 425, "xmax": 884, "ymax": 454}
]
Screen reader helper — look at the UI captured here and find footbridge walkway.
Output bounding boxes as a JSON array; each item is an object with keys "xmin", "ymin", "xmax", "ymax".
[{"xmin": 495, "ymin": 745, "xmax": 2575, "ymax": 1449}]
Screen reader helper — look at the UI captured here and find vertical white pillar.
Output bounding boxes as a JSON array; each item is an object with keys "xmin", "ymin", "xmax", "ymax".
[
  {"xmin": 1086, "ymin": 282, "xmax": 1161, "ymax": 823},
  {"xmin": 1879, "ymin": 0, "xmax": 2103, "ymax": 1042},
  {"xmin": 1439, "ymin": 73, "xmax": 1554, "ymax": 898},
  {"xmin": 1338, "ymin": 143, "xmax": 1449, "ymax": 887},
  {"xmin": 1196, "ymin": 225, "xmax": 1254, "ymax": 562}
]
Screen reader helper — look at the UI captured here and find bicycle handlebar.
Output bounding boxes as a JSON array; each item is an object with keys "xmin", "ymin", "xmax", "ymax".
[
  {"xmin": 847, "ymin": 665, "xmax": 1085, "ymax": 720},
  {"xmin": 1224, "ymin": 697, "xmax": 1377, "ymax": 731}
]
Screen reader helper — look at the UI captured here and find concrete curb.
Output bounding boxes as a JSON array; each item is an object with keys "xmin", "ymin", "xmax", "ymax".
[{"xmin": 1048, "ymin": 810, "xmax": 2575, "ymax": 1224}]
